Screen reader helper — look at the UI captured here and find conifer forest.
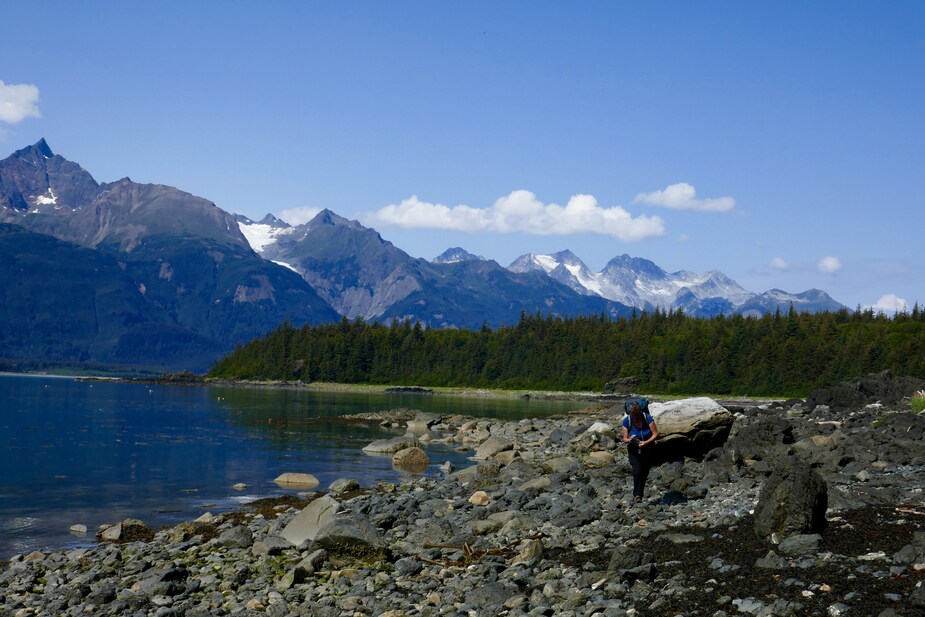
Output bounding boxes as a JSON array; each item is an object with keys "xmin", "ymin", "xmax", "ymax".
[{"xmin": 208, "ymin": 306, "xmax": 925, "ymax": 397}]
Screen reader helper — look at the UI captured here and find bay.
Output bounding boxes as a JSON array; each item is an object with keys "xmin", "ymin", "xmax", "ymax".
[{"xmin": 0, "ymin": 373, "xmax": 589, "ymax": 559}]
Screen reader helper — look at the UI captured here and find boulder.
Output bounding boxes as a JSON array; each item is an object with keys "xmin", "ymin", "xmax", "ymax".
[
  {"xmin": 753, "ymin": 458, "xmax": 827, "ymax": 539},
  {"xmin": 512, "ymin": 538, "xmax": 543, "ymax": 565},
  {"xmin": 392, "ymin": 446, "xmax": 429, "ymax": 471},
  {"xmin": 777, "ymin": 534, "xmax": 821, "ymax": 556},
  {"xmin": 543, "ymin": 427, "xmax": 575, "ymax": 446},
  {"xmin": 362, "ymin": 436, "xmax": 420, "ymax": 454},
  {"xmin": 273, "ymin": 472, "xmax": 319, "ymax": 489},
  {"xmin": 406, "ymin": 412, "xmax": 440, "ymax": 434},
  {"xmin": 313, "ymin": 516, "xmax": 386, "ymax": 558},
  {"xmin": 328, "ymin": 478, "xmax": 359, "ymax": 494},
  {"xmin": 280, "ymin": 495, "xmax": 341, "ymax": 547},
  {"xmin": 607, "ymin": 545, "xmax": 656, "ymax": 582},
  {"xmin": 729, "ymin": 415, "xmax": 795, "ymax": 464},
  {"xmin": 648, "ymin": 397, "xmax": 735, "ymax": 460},
  {"xmin": 541, "ymin": 456, "xmax": 582, "ymax": 474},
  {"xmin": 585, "ymin": 451, "xmax": 614, "ymax": 468},
  {"xmin": 252, "ymin": 535, "xmax": 291, "ymax": 556},
  {"xmin": 216, "ymin": 525, "xmax": 254, "ymax": 549},
  {"xmin": 473, "ymin": 436, "xmax": 512, "ymax": 459},
  {"xmin": 166, "ymin": 522, "xmax": 201, "ymax": 544},
  {"xmin": 587, "ymin": 421, "xmax": 612, "ymax": 434},
  {"xmin": 98, "ymin": 518, "xmax": 153, "ymax": 543}
]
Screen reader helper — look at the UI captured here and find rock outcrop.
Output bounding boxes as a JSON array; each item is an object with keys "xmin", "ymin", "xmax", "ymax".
[
  {"xmin": 753, "ymin": 457, "xmax": 828, "ymax": 539},
  {"xmin": 808, "ymin": 369, "xmax": 925, "ymax": 411}
]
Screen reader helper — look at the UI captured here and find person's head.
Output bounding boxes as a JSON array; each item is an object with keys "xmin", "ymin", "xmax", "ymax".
[{"xmin": 628, "ymin": 401, "xmax": 644, "ymax": 424}]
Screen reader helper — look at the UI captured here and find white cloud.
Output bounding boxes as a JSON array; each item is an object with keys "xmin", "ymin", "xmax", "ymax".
[
  {"xmin": 817, "ymin": 256, "xmax": 842, "ymax": 273},
  {"xmin": 278, "ymin": 206, "xmax": 322, "ymax": 226},
  {"xmin": 867, "ymin": 294, "xmax": 909, "ymax": 314},
  {"xmin": 0, "ymin": 81, "xmax": 41, "ymax": 124},
  {"xmin": 367, "ymin": 190, "xmax": 665, "ymax": 241},
  {"xmin": 769, "ymin": 257, "xmax": 788, "ymax": 271},
  {"xmin": 633, "ymin": 182, "xmax": 735, "ymax": 212}
]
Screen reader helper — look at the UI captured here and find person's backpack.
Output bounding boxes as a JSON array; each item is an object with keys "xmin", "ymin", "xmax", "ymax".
[{"xmin": 624, "ymin": 397, "xmax": 649, "ymax": 415}]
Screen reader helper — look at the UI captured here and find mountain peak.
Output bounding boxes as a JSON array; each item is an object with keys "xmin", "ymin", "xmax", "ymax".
[
  {"xmin": 259, "ymin": 213, "xmax": 289, "ymax": 227},
  {"xmin": 433, "ymin": 247, "xmax": 485, "ymax": 264},
  {"xmin": 307, "ymin": 208, "xmax": 366, "ymax": 231},
  {"xmin": 12, "ymin": 138, "xmax": 55, "ymax": 162},
  {"xmin": 33, "ymin": 138, "xmax": 54, "ymax": 158},
  {"xmin": 311, "ymin": 208, "xmax": 349, "ymax": 226}
]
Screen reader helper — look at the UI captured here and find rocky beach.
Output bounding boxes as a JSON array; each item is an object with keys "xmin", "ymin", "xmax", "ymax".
[{"xmin": 2, "ymin": 372, "xmax": 925, "ymax": 617}]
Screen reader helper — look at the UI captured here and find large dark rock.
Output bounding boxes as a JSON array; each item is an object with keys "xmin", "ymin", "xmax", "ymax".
[
  {"xmin": 754, "ymin": 458, "xmax": 827, "ymax": 539},
  {"xmin": 607, "ymin": 545, "xmax": 657, "ymax": 582},
  {"xmin": 726, "ymin": 414, "xmax": 795, "ymax": 465},
  {"xmin": 808, "ymin": 370, "xmax": 925, "ymax": 411}
]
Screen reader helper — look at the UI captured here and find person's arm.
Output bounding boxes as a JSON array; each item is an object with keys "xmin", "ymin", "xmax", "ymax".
[
  {"xmin": 622, "ymin": 424, "xmax": 633, "ymax": 443},
  {"xmin": 639, "ymin": 422, "xmax": 658, "ymax": 447}
]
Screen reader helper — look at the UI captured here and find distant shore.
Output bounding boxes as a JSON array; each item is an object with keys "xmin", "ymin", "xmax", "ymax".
[{"xmin": 78, "ymin": 372, "xmax": 784, "ymax": 408}]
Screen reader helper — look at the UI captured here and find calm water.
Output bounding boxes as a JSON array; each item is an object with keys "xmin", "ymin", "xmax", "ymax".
[{"xmin": 0, "ymin": 374, "xmax": 587, "ymax": 559}]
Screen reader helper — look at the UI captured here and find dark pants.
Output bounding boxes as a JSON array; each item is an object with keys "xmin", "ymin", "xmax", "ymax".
[{"xmin": 627, "ymin": 442, "xmax": 652, "ymax": 499}]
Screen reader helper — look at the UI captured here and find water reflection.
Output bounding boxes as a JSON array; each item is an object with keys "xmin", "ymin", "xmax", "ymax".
[{"xmin": 0, "ymin": 375, "xmax": 589, "ymax": 558}]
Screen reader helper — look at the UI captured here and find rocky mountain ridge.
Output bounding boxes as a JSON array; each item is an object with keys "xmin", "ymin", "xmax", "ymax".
[
  {"xmin": 238, "ymin": 210, "xmax": 629, "ymax": 328},
  {"xmin": 507, "ymin": 250, "xmax": 843, "ymax": 317},
  {"xmin": 0, "ymin": 140, "xmax": 338, "ymax": 372},
  {"xmin": 239, "ymin": 215, "xmax": 845, "ymax": 320},
  {"xmin": 1, "ymin": 139, "xmax": 846, "ymax": 371}
]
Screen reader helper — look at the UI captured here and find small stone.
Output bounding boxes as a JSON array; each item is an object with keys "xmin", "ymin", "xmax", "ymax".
[
  {"xmin": 469, "ymin": 490, "xmax": 491, "ymax": 506},
  {"xmin": 328, "ymin": 477, "xmax": 360, "ymax": 493},
  {"xmin": 246, "ymin": 598, "xmax": 265, "ymax": 611}
]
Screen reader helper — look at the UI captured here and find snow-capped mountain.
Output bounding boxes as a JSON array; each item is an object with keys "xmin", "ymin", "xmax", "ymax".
[
  {"xmin": 235, "ymin": 211, "xmax": 630, "ymax": 326},
  {"xmin": 432, "ymin": 247, "xmax": 486, "ymax": 264},
  {"xmin": 508, "ymin": 251, "xmax": 842, "ymax": 317},
  {"xmin": 238, "ymin": 210, "xmax": 845, "ymax": 319}
]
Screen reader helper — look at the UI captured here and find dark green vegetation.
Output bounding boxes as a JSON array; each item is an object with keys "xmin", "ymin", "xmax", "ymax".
[{"xmin": 209, "ymin": 306, "xmax": 925, "ymax": 396}]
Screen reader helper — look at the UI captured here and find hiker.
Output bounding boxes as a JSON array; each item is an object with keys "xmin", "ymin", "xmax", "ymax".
[{"xmin": 622, "ymin": 399, "xmax": 659, "ymax": 503}]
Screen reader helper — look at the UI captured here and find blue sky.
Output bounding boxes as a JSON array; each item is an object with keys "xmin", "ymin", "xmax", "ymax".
[{"xmin": 2, "ymin": 2, "xmax": 922, "ymax": 312}]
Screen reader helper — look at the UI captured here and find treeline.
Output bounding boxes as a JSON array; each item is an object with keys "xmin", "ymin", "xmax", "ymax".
[{"xmin": 207, "ymin": 306, "xmax": 925, "ymax": 396}]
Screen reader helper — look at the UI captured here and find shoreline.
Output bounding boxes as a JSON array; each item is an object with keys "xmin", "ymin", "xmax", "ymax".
[
  {"xmin": 4, "ymin": 395, "xmax": 923, "ymax": 615},
  {"xmin": 78, "ymin": 372, "xmax": 787, "ymax": 407}
]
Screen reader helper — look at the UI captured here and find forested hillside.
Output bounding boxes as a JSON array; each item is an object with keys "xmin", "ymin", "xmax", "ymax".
[{"xmin": 208, "ymin": 307, "xmax": 925, "ymax": 396}]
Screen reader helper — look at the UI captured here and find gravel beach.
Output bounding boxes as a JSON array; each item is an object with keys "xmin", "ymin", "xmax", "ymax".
[{"xmin": 2, "ymin": 380, "xmax": 924, "ymax": 617}]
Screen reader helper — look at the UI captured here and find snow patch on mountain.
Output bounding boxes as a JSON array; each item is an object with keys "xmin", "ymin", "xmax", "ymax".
[
  {"xmin": 236, "ymin": 214, "xmax": 294, "ymax": 254},
  {"xmin": 271, "ymin": 259, "xmax": 300, "ymax": 273},
  {"xmin": 34, "ymin": 188, "xmax": 57, "ymax": 206}
]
